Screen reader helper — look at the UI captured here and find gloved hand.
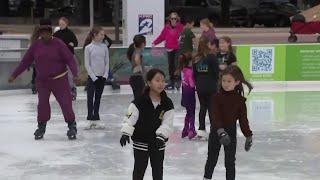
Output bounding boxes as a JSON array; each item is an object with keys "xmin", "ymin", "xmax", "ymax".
[
  {"xmin": 217, "ymin": 128, "xmax": 231, "ymax": 146},
  {"xmin": 155, "ymin": 136, "xmax": 166, "ymax": 149},
  {"xmin": 245, "ymin": 136, "xmax": 252, "ymax": 152},
  {"xmin": 120, "ymin": 134, "xmax": 130, "ymax": 147}
]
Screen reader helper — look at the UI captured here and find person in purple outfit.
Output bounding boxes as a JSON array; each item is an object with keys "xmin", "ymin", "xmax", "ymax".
[
  {"xmin": 8, "ymin": 19, "xmax": 79, "ymax": 140},
  {"xmin": 177, "ymin": 52, "xmax": 197, "ymax": 139},
  {"xmin": 200, "ymin": 18, "xmax": 217, "ymax": 44}
]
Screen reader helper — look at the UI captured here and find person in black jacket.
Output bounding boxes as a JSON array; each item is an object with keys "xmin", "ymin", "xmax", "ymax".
[
  {"xmin": 193, "ymin": 36, "xmax": 219, "ymax": 140},
  {"xmin": 53, "ymin": 17, "xmax": 78, "ymax": 100},
  {"xmin": 120, "ymin": 68, "xmax": 174, "ymax": 180}
]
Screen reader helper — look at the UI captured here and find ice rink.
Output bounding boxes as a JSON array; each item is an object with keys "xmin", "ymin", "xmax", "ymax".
[{"xmin": 0, "ymin": 84, "xmax": 319, "ymax": 180}]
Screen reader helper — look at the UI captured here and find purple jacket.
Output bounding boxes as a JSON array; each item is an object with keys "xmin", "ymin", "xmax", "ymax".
[
  {"xmin": 153, "ymin": 22, "xmax": 184, "ymax": 50},
  {"xmin": 201, "ymin": 28, "xmax": 217, "ymax": 43},
  {"xmin": 12, "ymin": 37, "xmax": 78, "ymax": 81}
]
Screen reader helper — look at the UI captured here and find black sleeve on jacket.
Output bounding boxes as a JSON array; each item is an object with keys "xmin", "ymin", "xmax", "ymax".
[
  {"xmin": 228, "ymin": 52, "xmax": 237, "ymax": 65},
  {"xmin": 69, "ymin": 30, "xmax": 78, "ymax": 47}
]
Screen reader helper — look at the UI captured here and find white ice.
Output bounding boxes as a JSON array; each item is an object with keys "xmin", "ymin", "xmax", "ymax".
[{"xmin": 0, "ymin": 85, "xmax": 319, "ymax": 180}]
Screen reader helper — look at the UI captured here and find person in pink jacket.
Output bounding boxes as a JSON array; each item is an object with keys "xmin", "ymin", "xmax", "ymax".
[{"xmin": 152, "ymin": 12, "xmax": 183, "ymax": 90}]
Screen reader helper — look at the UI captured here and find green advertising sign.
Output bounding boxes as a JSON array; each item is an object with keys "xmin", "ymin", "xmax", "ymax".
[
  {"xmin": 236, "ymin": 45, "xmax": 286, "ymax": 81},
  {"xmin": 286, "ymin": 44, "xmax": 320, "ymax": 81}
]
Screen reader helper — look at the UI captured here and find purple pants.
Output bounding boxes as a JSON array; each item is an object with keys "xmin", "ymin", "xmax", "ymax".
[
  {"xmin": 36, "ymin": 75, "xmax": 75, "ymax": 123},
  {"xmin": 182, "ymin": 86, "xmax": 196, "ymax": 131}
]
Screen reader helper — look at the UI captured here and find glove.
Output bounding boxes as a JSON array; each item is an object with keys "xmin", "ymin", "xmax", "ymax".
[
  {"xmin": 155, "ymin": 136, "xmax": 166, "ymax": 149},
  {"xmin": 120, "ymin": 134, "xmax": 130, "ymax": 147},
  {"xmin": 217, "ymin": 128, "xmax": 231, "ymax": 146},
  {"xmin": 245, "ymin": 136, "xmax": 253, "ymax": 152}
]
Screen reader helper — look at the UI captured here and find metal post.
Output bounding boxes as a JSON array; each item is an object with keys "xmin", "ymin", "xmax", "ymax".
[
  {"xmin": 114, "ymin": 0, "xmax": 121, "ymax": 44},
  {"xmin": 90, "ymin": 0, "xmax": 94, "ymax": 29}
]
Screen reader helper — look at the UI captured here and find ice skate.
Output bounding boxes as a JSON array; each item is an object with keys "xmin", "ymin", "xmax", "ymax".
[
  {"xmin": 92, "ymin": 121, "xmax": 106, "ymax": 130},
  {"xmin": 71, "ymin": 87, "xmax": 77, "ymax": 101},
  {"xmin": 34, "ymin": 122, "xmax": 46, "ymax": 140},
  {"xmin": 181, "ymin": 128, "xmax": 188, "ymax": 138},
  {"xmin": 67, "ymin": 121, "xmax": 77, "ymax": 140},
  {"xmin": 188, "ymin": 130, "xmax": 197, "ymax": 140},
  {"xmin": 196, "ymin": 130, "xmax": 208, "ymax": 141}
]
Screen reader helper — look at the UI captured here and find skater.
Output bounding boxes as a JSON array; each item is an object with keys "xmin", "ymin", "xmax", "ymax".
[
  {"xmin": 84, "ymin": 26, "xmax": 109, "ymax": 129},
  {"xmin": 193, "ymin": 36, "xmax": 219, "ymax": 140},
  {"xmin": 217, "ymin": 36, "xmax": 237, "ymax": 71},
  {"xmin": 152, "ymin": 12, "xmax": 183, "ymax": 90},
  {"xmin": 8, "ymin": 19, "xmax": 78, "ymax": 140},
  {"xmin": 53, "ymin": 17, "xmax": 78, "ymax": 101},
  {"xmin": 177, "ymin": 52, "xmax": 197, "ymax": 139},
  {"xmin": 127, "ymin": 34, "xmax": 146, "ymax": 100},
  {"xmin": 200, "ymin": 18, "xmax": 217, "ymax": 44},
  {"xmin": 120, "ymin": 68, "xmax": 174, "ymax": 180},
  {"xmin": 203, "ymin": 65, "xmax": 253, "ymax": 180},
  {"xmin": 179, "ymin": 18, "xmax": 195, "ymax": 54}
]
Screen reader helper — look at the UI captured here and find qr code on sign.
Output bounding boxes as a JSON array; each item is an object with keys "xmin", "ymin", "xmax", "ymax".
[{"xmin": 250, "ymin": 47, "xmax": 274, "ymax": 74}]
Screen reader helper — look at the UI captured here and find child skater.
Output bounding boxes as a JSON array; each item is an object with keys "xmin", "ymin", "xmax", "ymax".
[
  {"xmin": 120, "ymin": 68, "xmax": 174, "ymax": 180},
  {"xmin": 203, "ymin": 65, "xmax": 253, "ymax": 180},
  {"xmin": 8, "ymin": 19, "xmax": 78, "ymax": 140},
  {"xmin": 217, "ymin": 36, "xmax": 237, "ymax": 71},
  {"xmin": 177, "ymin": 52, "xmax": 197, "ymax": 139},
  {"xmin": 126, "ymin": 34, "xmax": 146, "ymax": 100},
  {"xmin": 193, "ymin": 36, "xmax": 220, "ymax": 140},
  {"xmin": 84, "ymin": 26, "xmax": 109, "ymax": 129}
]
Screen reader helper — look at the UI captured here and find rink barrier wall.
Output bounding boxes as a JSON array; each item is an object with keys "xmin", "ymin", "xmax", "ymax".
[{"xmin": 1, "ymin": 43, "xmax": 320, "ymax": 90}]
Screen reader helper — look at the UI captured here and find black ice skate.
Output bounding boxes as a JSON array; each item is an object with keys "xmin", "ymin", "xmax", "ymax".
[
  {"xmin": 31, "ymin": 84, "xmax": 37, "ymax": 94},
  {"xmin": 67, "ymin": 121, "xmax": 77, "ymax": 140},
  {"xmin": 34, "ymin": 122, "xmax": 46, "ymax": 140}
]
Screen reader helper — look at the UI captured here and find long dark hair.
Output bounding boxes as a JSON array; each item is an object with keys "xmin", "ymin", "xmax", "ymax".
[
  {"xmin": 194, "ymin": 36, "xmax": 211, "ymax": 63},
  {"xmin": 143, "ymin": 68, "xmax": 166, "ymax": 96},
  {"xmin": 83, "ymin": 26, "xmax": 103, "ymax": 50},
  {"xmin": 219, "ymin": 66, "xmax": 253, "ymax": 96},
  {"xmin": 220, "ymin": 36, "xmax": 234, "ymax": 53},
  {"xmin": 127, "ymin": 34, "xmax": 146, "ymax": 61}
]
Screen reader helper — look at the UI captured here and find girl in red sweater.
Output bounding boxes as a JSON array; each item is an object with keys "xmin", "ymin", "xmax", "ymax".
[{"xmin": 203, "ymin": 65, "xmax": 253, "ymax": 180}]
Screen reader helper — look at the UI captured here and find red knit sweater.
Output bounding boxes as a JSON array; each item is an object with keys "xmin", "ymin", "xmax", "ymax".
[{"xmin": 209, "ymin": 89, "xmax": 253, "ymax": 137}]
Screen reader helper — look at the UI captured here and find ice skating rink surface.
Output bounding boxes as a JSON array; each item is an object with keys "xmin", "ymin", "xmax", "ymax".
[{"xmin": 0, "ymin": 84, "xmax": 319, "ymax": 180}]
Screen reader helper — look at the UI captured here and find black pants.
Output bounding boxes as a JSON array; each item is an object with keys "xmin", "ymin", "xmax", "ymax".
[
  {"xmin": 87, "ymin": 76, "xmax": 105, "ymax": 120},
  {"xmin": 129, "ymin": 75, "xmax": 145, "ymax": 100},
  {"xmin": 204, "ymin": 125, "xmax": 237, "ymax": 180},
  {"xmin": 167, "ymin": 50, "xmax": 178, "ymax": 82},
  {"xmin": 133, "ymin": 145, "xmax": 165, "ymax": 180},
  {"xmin": 197, "ymin": 92, "xmax": 214, "ymax": 130},
  {"xmin": 31, "ymin": 66, "xmax": 36, "ymax": 85}
]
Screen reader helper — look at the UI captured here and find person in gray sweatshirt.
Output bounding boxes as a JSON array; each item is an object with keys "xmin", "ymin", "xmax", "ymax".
[{"xmin": 84, "ymin": 26, "xmax": 109, "ymax": 129}]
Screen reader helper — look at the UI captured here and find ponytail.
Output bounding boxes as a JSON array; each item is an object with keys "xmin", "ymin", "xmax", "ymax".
[
  {"xmin": 127, "ymin": 43, "xmax": 135, "ymax": 61},
  {"xmin": 83, "ymin": 26, "xmax": 103, "ymax": 50}
]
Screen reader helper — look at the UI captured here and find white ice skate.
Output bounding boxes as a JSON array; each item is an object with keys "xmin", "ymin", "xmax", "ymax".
[
  {"xmin": 196, "ymin": 130, "xmax": 208, "ymax": 141},
  {"xmin": 92, "ymin": 121, "xmax": 106, "ymax": 130},
  {"xmin": 84, "ymin": 121, "xmax": 106, "ymax": 130},
  {"xmin": 84, "ymin": 121, "xmax": 95, "ymax": 130}
]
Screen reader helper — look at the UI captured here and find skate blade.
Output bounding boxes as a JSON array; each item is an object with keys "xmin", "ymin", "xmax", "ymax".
[
  {"xmin": 195, "ymin": 136, "xmax": 208, "ymax": 141},
  {"xmin": 68, "ymin": 135, "xmax": 77, "ymax": 140}
]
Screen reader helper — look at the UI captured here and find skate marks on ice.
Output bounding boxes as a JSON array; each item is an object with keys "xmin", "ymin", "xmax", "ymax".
[{"xmin": 0, "ymin": 91, "xmax": 319, "ymax": 179}]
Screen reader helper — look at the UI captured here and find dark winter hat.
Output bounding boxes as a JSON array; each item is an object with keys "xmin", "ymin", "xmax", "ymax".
[{"xmin": 39, "ymin": 18, "xmax": 52, "ymax": 32}]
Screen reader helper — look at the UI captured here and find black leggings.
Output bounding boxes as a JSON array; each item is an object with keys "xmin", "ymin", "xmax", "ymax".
[
  {"xmin": 167, "ymin": 50, "xmax": 178, "ymax": 82},
  {"xmin": 87, "ymin": 76, "xmax": 105, "ymax": 120},
  {"xmin": 197, "ymin": 92, "xmax": 214, "ymax": 130},
  {"xmin": 129, "ymin": 75, "xmax": 145, "ymax": 100},
  {"xmin": 204, "ymin": 125, "xmax": 237, "ymax": 180},
  {"xmin": 133, "ymin": 145, "xmax": 165, "ymax": 180}
]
